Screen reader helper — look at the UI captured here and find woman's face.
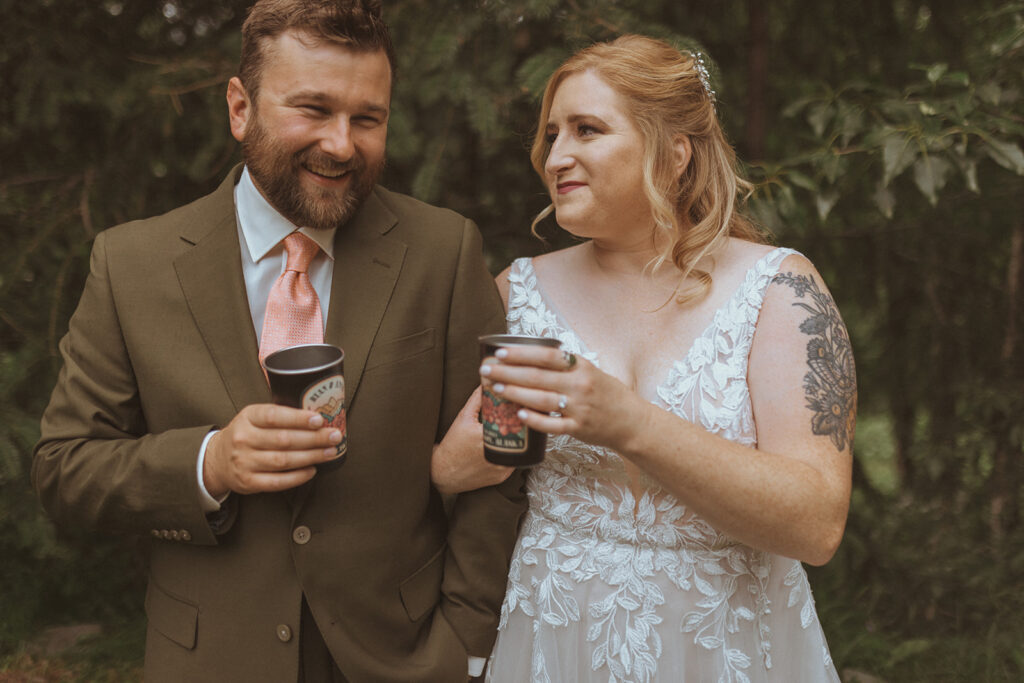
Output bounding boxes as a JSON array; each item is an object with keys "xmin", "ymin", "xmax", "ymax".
[{"xmin": 543, "ymin": 70, "xmax": 651, "ymax": 241}]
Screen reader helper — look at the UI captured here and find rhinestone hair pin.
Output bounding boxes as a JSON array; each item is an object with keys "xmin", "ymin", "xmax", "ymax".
[{"xmin": 689, "ymin": 51, "xmax": 716, "ymax": 109}]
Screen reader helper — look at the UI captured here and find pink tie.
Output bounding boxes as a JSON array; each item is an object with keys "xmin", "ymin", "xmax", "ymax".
[{"xmin": 259, "ymin": 233, "xmax": 324, "ymax": 367}]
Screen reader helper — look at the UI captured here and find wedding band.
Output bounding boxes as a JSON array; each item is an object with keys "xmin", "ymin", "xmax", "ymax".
[
  {"xmin": 557, "ymin": 394, "xmax": 568, "ymax": 411},
  {"xmin": 562, "ymin": 350, "xmax": 577, "ymax": 369}
]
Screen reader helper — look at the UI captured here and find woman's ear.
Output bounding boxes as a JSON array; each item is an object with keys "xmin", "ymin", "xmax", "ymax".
[
  {"xmin": 226, "ymin": 77, "xmax": 253, "ymax": 143},
  {"xmin": 673, "ymin": 134, "xmax": 693, "ymax": 177}
]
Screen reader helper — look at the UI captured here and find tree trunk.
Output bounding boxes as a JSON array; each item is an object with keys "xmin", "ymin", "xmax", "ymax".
[
  {"xmin": 991, "ymin": 220, "xmax": 1024, "ymax": 545},
  {"xmin": 745, "ymin": 0, "xmax": 768, "ymax": 161}
]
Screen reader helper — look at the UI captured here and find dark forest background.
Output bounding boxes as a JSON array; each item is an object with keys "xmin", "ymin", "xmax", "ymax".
[{"xmin": 1, "ymin": 1, "xmax": 1022, "ymax": 680}]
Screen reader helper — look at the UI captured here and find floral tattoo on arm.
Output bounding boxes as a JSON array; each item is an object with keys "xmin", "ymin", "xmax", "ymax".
[{"xmin": 772, "ymin": 272, "xmax": 857, "ymax": 451}]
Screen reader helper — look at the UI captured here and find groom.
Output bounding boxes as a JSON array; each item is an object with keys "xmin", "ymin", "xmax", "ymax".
[{"xmin": 32, "ymin": 1, "xmax": 524, "ymax": 681}]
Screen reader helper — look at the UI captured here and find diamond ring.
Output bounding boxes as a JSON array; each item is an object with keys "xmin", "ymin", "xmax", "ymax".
[{"xmin": 557, "ymin": 394, "xmax": 568, "ymax": 412}]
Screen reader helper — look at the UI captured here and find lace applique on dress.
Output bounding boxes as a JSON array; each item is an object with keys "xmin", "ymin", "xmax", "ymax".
[{"xmin": 488, "ymin": 249, "xmax": 839, "ymax": 683}]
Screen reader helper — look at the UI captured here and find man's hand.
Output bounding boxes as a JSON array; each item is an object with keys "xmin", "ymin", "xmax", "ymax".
[
  {"xmin": 203, "ymin": 404, "xmax": 344, "ymax": 497},
  {"xmin": 431, "ymin": 387, "xmax": 514, "ymax": 495}
]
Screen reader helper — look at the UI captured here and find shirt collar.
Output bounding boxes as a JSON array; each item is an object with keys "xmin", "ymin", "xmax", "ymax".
[{"xmin": 235, "ymin": 166, "xmax": 336, "ymax": 262}]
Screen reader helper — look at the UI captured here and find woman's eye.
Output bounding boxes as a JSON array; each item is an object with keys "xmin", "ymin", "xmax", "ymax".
[
  {"xmin": 545, "ymin": 131, "xmax": 558, "ymax": 144},
  {"xmin": 578, "ymin": 124, "xmax": 597, "ymax": 137}
]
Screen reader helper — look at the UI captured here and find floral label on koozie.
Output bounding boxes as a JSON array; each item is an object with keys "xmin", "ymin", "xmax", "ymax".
[{"xmin": 303, "ymin": 374, "xmax": 347, "ymax": 457}]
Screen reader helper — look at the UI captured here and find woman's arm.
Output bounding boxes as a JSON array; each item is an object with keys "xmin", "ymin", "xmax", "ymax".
[{"xmin": 481, "ymin": 255, "xmax": 855, "ymax": 565}]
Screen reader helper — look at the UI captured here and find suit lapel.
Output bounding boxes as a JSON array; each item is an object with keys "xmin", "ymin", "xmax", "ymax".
[
  {"xmin": 325, "ymin": 188, "xmax": 404, "ymax": 413},
  {"xmin": 173, "ymin": 168, "xmax": 270, "ymax": 412}
]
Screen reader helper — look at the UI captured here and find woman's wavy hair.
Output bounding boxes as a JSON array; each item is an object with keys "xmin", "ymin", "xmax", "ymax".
[{"xmin": 530, "ymin": 34, "xmax": 767, "ymax": 304}]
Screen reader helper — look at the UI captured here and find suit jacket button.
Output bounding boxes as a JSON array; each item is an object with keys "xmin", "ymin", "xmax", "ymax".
[
  {"xmin": 180, "ymin": 530, "xmax": 192, "ymax": 542},
  {"xmin": 276, "ymin": 624, "xmax": 293, "ymax": 642},
  {"xmin": 161, "ymin": 530, "xmax": 172, "ymax": 539},
  {"xmin": 292, "ymin": 525, "xmax": 311, "ymax": 545},
  {"xmin": 151, "ymin": 530, "xmax": 160, "ymax": 538},
  {"xmin": 169, "ymin": 530, "xmax": 180, "ymax": 540}
]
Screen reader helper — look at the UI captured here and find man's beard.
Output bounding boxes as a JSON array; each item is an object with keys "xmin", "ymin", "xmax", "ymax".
[{"xmin": 242, "ymin": 113, "xmax": 384, "ymax": 231}]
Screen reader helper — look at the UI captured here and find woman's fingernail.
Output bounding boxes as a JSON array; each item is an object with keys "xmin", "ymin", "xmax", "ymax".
[
  {"xmin": 495, "ymin": 348, "xmax": 509, "ymax": 359},
  {"xmin": 493, "ymin": 383, "xmax": 505, "ymax": 393},
  {"xmin": 480, "ymin": 364, "xmax": 492, "ymax": 376},
  {"xmin": 517, "ymin": 409, "xmax": 529, "ymax": 420},
  {"xmin": 309, "ymin": 415, "xmax": 325, "ymax": 428},
  {"xmin": 329, "ymin": 430, "xmax": 343, "ymax": 443}
]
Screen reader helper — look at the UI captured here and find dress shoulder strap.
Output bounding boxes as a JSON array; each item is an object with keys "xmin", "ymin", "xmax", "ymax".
[
  {"xmin": 740, "ymin": 247, "xmax": 801, "ymax": 310},
  {"xmin": 725, "ymin": 247, "xmax": 802, "ymax": 362}
]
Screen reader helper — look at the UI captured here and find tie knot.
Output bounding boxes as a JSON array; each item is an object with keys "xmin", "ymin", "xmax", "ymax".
[{"xmin": 283, "ymin": 233, "xmax": 320, "ymax": 273}]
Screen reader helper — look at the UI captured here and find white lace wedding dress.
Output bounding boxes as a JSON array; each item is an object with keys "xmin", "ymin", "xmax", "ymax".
[{"xmin": 486, "ymin": 249, "xmax": 840, "ymax": 683}]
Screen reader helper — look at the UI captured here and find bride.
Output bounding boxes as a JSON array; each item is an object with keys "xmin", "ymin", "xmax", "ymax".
[{"xmin": 434, "ymin": 34, "xmax": 855, "ymax": 683}]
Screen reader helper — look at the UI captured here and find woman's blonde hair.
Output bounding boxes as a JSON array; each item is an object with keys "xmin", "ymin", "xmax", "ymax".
[{"xmin": 530, "ymin": 35, "xmax": 766, "ymax": 304}]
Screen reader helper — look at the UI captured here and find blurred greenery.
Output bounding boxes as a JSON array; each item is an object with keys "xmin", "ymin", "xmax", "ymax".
[{"xmin": 2, "ymin": 0, "xmax": 1022, "ymax": 680}]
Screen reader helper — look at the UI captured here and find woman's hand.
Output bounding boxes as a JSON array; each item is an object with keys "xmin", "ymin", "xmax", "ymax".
[
  {"xmin": 431, "ymin": 387, "xmax": 515, "ymax": 495},
  {"xmin": 479, "ymin": 345, "xmax": 649, "ymax": 454}
]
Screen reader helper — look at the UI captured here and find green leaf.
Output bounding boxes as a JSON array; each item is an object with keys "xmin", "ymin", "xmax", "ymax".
[
  {"xmin": 787, "ymin": 170, "xmax": 818, "ymax": 193},
  {"xmin": 872, "ymin": 183, "xmax": 896, "ymax": 219},
  {"xmin": 515, "ymin": 49, "xmax": 567, "ymax": 98},
  {"xmin": 984, "ymin": 138, "xmax": 1024, "ymax": 174},
  {"xmin": 912, "ymin": 155, "xmax": 952, "ymax": 205},
  {"xmin": 807, "ymin": 102, "xmax": 832, "ymax": 138},
  {"xmin": 942, "ymin": 71, "xmax": 970, "ymax": 87},
  {"xmin": 782, "ymin": 95, "xmax": 817, "ymax": 119},
  {"xmin": 885, "ymin": 638, "xmax": 932, "ymax": 668},
  {"xmin": 815, "ymin": 190, "xmax": 839, "ymax": 220},
  {"xmin": 978, "ymin": 82, "xmax": 1002, "ymax": 106},
  {"xmin": 962, "ymin": 160, "xmax": 979, "ymax": 193},
  {"xmin": 836, "ymin": 103, "xmax": 864, "ymax": 146},
  {"xmin": 925, "ymin": 63, "xmax": 948, "ymax": 84},
  {"xmin": 882, "ymin": 134, "xmax": 917, "ymax": 186}
]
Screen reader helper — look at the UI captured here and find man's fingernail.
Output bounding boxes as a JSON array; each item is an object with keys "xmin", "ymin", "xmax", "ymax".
[
  {"xmin": 310, "ymin": 415, "xmax": 325, "ymax": 427},
  {"xmin": 329, "ymin": 430, "xmax": 342, "ymax": 443}
]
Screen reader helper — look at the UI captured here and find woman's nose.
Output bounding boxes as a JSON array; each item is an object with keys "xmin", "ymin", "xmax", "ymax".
[{"xmin": 545, "ymin": 135, "xmax": 575, "ymax": 175}]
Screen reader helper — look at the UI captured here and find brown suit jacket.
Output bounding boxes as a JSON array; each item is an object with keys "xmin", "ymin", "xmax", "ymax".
[{"xmin": 33, "ymin": 167, "xmax": 526, "ymax": 682}]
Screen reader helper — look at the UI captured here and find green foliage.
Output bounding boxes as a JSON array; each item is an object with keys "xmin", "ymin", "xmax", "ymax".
[{"xmin": 1, "ymin": 1, "xmax": 1023, "ymax": 678}]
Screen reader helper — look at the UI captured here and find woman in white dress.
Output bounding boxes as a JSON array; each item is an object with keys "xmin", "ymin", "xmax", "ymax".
[{"xmin": 433, "ymin": 34, "xmax": 855, "ymax": 683}]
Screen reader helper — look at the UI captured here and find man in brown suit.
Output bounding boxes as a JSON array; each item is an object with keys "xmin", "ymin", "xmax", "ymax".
[{"xmin": 32, "ymin": 1, "xmax": 524, "ymax": 681}]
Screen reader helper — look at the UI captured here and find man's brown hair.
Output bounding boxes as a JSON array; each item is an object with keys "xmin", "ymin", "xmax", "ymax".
[{"xmin": 239, "ymin": 0, "xmax": 396, "ymax": 101}]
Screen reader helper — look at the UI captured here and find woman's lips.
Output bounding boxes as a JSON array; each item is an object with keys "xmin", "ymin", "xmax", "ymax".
[{"xmin": 556, "ymin": 181, "xmax": 585, "ymax": 195}]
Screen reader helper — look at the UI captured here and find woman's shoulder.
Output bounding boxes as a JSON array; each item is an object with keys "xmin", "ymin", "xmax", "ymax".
[
  {"xmin": 528, "ymin": 243, "xmax": 589, "ymax": 281},
  {"xmin": 722, "ymin": 238, "xmax": 815, "ymax": 277}
]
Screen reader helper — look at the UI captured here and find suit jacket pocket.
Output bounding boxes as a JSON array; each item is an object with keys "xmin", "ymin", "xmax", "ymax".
[
  {"xmin": 365, "ymin": 328, "xmax": 436, "ymax": 371},
  {"xmin": 145, "ymin": 578, "xmax": 198, "ymax": 650},
  {"xmin": 399, "ymin": 543, "xmax": 446, "ymax": 622}
]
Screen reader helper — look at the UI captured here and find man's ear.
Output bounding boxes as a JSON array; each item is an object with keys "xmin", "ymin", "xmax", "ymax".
[
  {"xmin": 226, "ymin": 77, "xmax": 252, "ymax": 143},
  {"xmin": 673, "ymin": 134, "xmax": 693, "ymax": 178}
]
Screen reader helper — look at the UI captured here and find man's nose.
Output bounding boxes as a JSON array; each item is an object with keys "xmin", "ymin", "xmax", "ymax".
[{"xmin": 320, "ymin": 118, "xmax": 355, "ymax": 160}]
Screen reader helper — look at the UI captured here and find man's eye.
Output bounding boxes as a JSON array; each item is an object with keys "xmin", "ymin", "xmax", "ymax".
[{"xmin": 301, "ymin": 105, "xmax": 328, "ymax": 115}]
